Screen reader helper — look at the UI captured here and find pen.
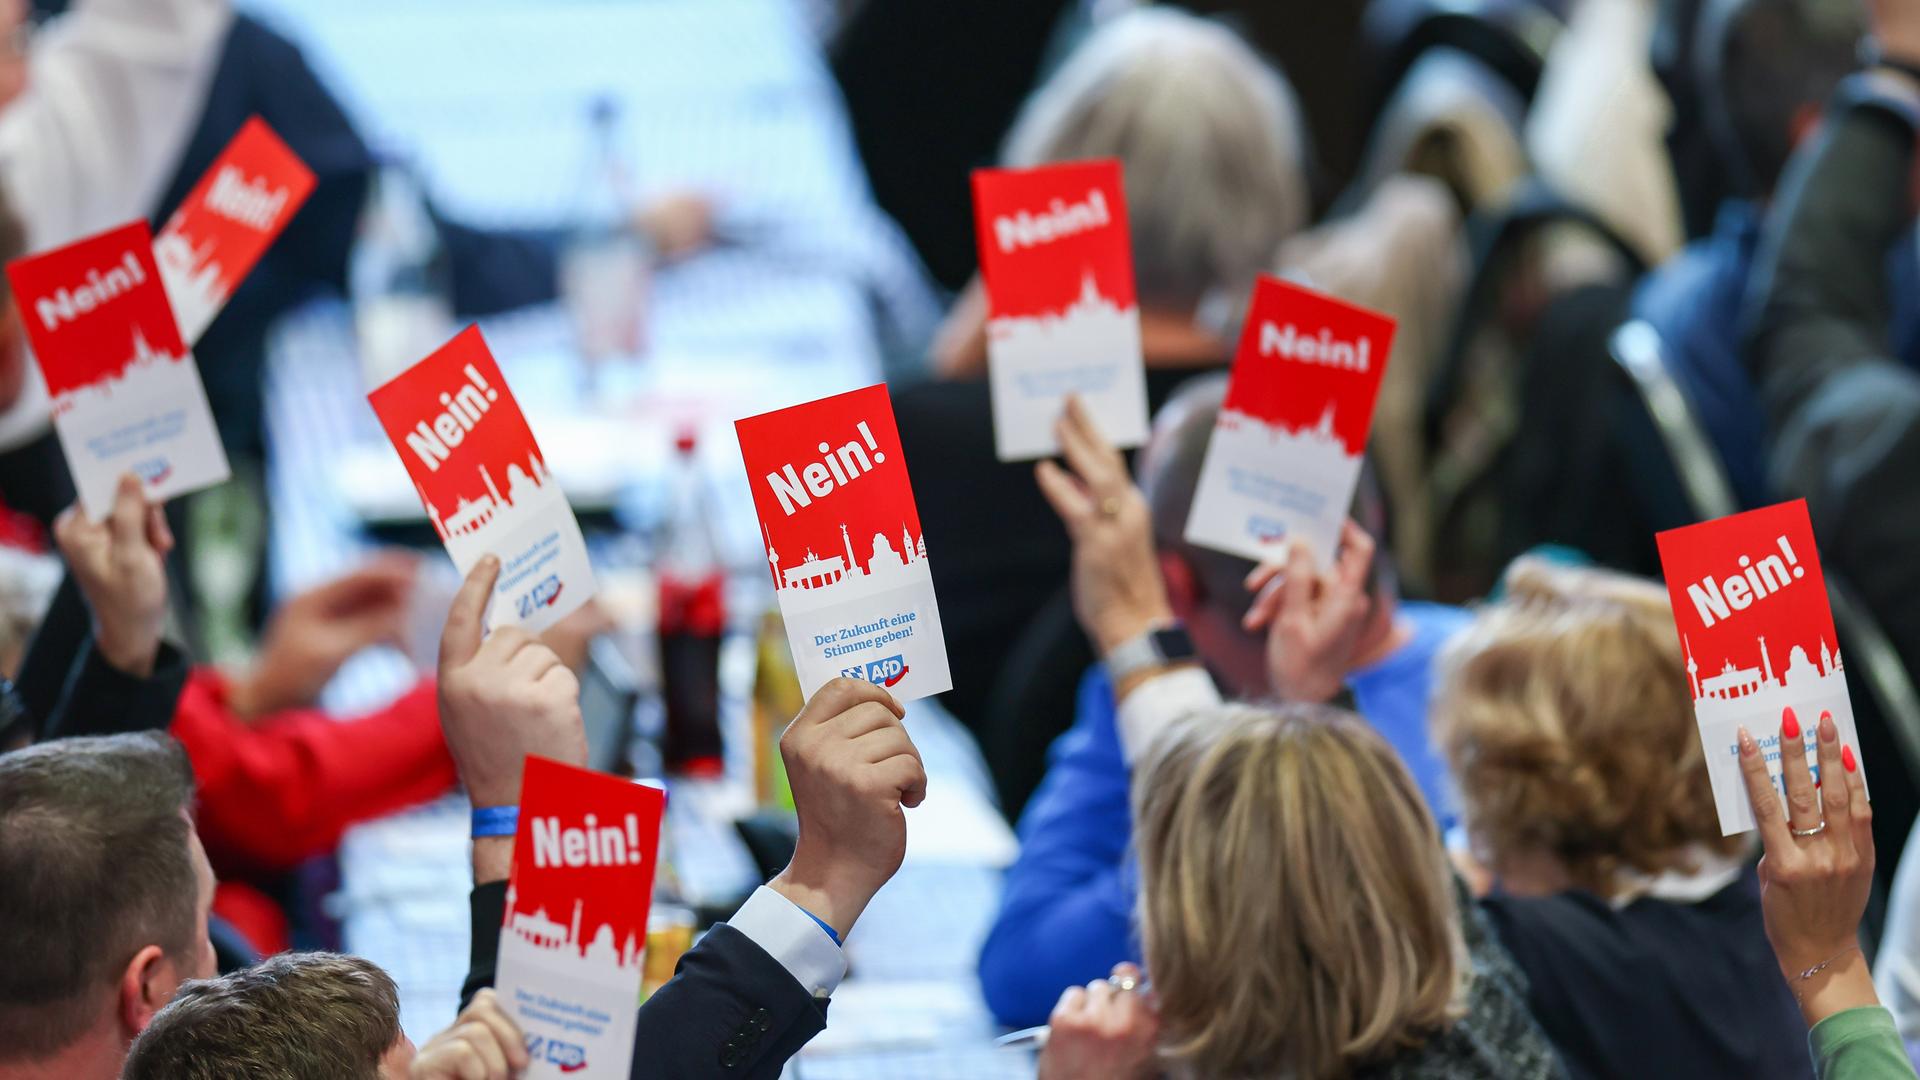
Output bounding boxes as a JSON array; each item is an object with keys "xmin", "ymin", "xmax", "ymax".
[{"xmin": 993, "ymin": 973, "xmax": 1151, "ymax": 1051}]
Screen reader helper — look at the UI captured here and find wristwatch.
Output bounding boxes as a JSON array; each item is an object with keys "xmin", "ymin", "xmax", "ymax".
[{"xmin": 1104, "ymin": 622, "xmax": 1198, "ymax": 682}]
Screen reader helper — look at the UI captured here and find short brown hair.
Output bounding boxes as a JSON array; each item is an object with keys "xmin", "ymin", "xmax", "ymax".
[
  {"xmin": 124, "ymin": 951, "xmax": 402, "ymax": 1080},
  {"xmin": 1135, "ymin": 704, "xmax": 1465, "ymax": 1078},
  {"xmin": 0, "ymin": 733, "xmax": 198, "ymax": 1061},
  {"xmin": 1431, "ymin": 558, "xmax": 1743, "ymax": 895}
]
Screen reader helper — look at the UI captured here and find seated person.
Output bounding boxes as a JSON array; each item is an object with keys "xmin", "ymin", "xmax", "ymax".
[
  {"xmin": 896, "ymin": 6, "xmax": 1312, "ymax": 745},
  {"xmin": 17, "ymin": 476, "xmax": 461, "ymax": 952},
  {"xmin": 1034, "ymin": 704, "xmax": 1562, "ymax": 1079},
  {"xmin": 1432, "ymin": 558, "xmax": 1810, "ymax": 1078},
  {"xmin": 977, "ymin": 384, "xmax": 1468, "ymax": 1027},
  {"xmin": 124, "ymin": 953, "xmax": 525, "ymax": 1080},
  {"xmin": 435, "ymin": 554, "xmax": 931, "ymax": 1078}
]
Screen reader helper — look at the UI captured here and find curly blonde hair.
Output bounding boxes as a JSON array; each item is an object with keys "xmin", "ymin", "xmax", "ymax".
[
  {"xmin": 1135, "ymin": 704, "xmax": 1464, "ymax": 1079},
  {"xmin": 1431, "ymin": 558, "xmax": 1743, "ymax": 896}
]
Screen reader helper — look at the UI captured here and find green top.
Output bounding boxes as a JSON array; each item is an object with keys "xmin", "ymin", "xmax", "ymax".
[{"xmin": 1810, "ymin": 1007, "xmax": 1919, "ymax": 1080}]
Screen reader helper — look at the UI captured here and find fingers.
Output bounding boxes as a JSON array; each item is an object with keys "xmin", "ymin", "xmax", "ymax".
[
  {"xmin": 1054, "ymin": 396, "xmax": 1126, "ymax": 494},
  {"xmin": 440, "ymin": 555, "xmax": 500, "ymax": 669},
  {"xmin": 829, "ymin": 699, "xmax": 909, "ymax": 741},
  {"xmin": 1777, "ymin": 707, "xmax": 1822, "ymax": 834},
  {"xmin": 1814, "ymin": 709, "xmax": 1852, "ymax": 843},
  {"xmin": 873, "ymin": 751, "xmax": 929, "ymax": 809},
  {"xmin": 1844, "ymin": 740, "xmax": 1873, "ymax": 866},
  {"xmin": 460, "ymin": 990, "xmax": 528, "ymax": 1072},
  {"xmin": 1333, "ymin": 520, "xmax": 1376, "ymax": 590},
  {"xmin": 455, "ymin": 1020, "xmax": 509, "ymax": 1078},
  {"xmin": 1279, "ymin": 541, "xmax": 1317, "ymax": 622},
  {"xmin": 146, "ymin": 504, "xmax": 174, "ymax": 555},
  {"xmin": 107, "ymin": 473, "xmax": 145, "ymax": 543},
  {"xmin": 801, "ymin": 676, "xmax": 904, "ymax": 726},
  {"xmin": 505, "ymin": 637, "xmax": 562, "ymax": 683},
  {"xmin": 1034, "ymin": 459, "xmax": 1094, "ymax": 528},
  {"xmin": 1052, "ymin": 983, "xmax": 1088, "ymax": 1021},
  {"xmin": 1738, "ymin": 725, "xmax": 1793, "ymax": 851}
]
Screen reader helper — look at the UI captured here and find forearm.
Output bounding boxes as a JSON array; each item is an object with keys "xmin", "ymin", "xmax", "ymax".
[{"xmin": 1750, "ymin": 75, "xmax": 1920, "ymax": 433}]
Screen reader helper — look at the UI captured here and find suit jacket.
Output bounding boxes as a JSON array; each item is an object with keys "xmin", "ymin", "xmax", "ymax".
[
  {"xmin": 461, "ymin": 881, "xmax": 826, "ymax": 1079},
  {"xmin": 17, "ymin": 572, "xmax": 190, "ymax": 742}
]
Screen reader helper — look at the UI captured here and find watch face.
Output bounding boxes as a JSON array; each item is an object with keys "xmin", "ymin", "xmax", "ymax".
[{"xmin": 1150, "ymin": 625, "xmax": 1197, "ymax": 662}]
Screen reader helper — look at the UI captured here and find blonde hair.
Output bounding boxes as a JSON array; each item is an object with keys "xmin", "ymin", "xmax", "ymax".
[
  {"xmin": 1431, "ymin": 558, "xmax": 1743, "ymax": 896},
  {"xmin": 1003, "ymin": 7, "xmax": 1310, "ymax": 309},
  {"xmin": 1135, "ymin": 704, "xmax": 1464, "ymax": 1079}
]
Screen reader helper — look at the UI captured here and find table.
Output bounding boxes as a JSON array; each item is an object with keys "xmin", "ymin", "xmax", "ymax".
[{"xmin": 253, "ymin": 0, "xmax": 1031, "ymax": 1072}]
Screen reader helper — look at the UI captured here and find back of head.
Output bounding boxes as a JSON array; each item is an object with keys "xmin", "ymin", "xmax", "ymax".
[
  {"xmin": 1003, "ymin": 8, "xmax": 1310, "ymax": 309},
  {"xmin": 123, "ymin": 952, "xmax": 401, "ymax": 1080},
  {"xmin": 0, "ymin": 733, "xmax": 197, "ymax": 1062},
  {"xmin": 1700, "ymin": 0, "xmax": 1860, "ymax": 198},
  {"xmin": 1134, "ymin": 704, "xmax": 1463, "ymax": 1078},
  {"xmin": 1432, "ymin": 558, "xmax": 1742, "ymax": 894},
  {"xmin": 1140, "ymin": 374, "xmax": 1395, "ymax": 613}
]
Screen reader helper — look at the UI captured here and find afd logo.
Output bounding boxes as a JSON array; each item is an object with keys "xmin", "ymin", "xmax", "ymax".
[
  {"xmin": 840, "ymin": 654, "xmax": 909, "ymax": 688},
  {"xmin": 524, "ymin": 1034, "xmax": 588, "ymax": 1073},
  {"xmin": 515, "ymin": 574, "xmax": 564, "ymax": 620},
  {"xmin": 133, "ymin": 457, "xmax": 173, "ymax": 486}
]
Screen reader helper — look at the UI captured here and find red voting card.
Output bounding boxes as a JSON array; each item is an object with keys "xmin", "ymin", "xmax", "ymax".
[
  {"xmin": 155, "ymin": 117, "xmax": 316, "ymax": 344},
  {"xmin": 6, "ymin": 221, "xmax": 229, "ymax": 519},
  {"xmin": 496, "ymin": 756, "xmax": 665, "ymax": 1077},
  {"xmin": 970, "ymin": 158, "xmax": 1149, "ymax": 460},
  {"xmin": 1184, "ymin": 276, "xmax": 1396, "ymax": 565},
  {"xmin": 735, "ymin": 384, "xmax": 951, "ymax": 700},
  {"xmin": 367, "ymin": 326, "xmax": 595, "ymax": 632},
  {"xmin": 1655, "ymin": 499, "xmax": 1864, "ymax": 834}
]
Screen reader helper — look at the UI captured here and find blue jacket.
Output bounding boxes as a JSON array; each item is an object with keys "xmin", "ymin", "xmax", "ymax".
[{"xmin": 978, "ymin": 603, "xmax": 1470, "ymax": 1027}]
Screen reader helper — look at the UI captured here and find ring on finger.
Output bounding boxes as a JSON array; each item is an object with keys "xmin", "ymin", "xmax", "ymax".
[
  {"xmin": 1098, "ymin": 496, "xmax": 1123, "ymax": 518},
  {"xmin": 1792, "ymin": 822, "xmax": 1828, "ymax": 838},
  {"xmin": 1108, "ymin": 973, "xmax": 1139, "ymax": 992}
]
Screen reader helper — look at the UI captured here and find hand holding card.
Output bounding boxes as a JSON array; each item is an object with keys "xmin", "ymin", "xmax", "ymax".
[
  {"xmin": 735, "ymin": 384, "xmax": 951, "ymax": 701},
  {"xmin": 970, "ymin": 159, "xmax": 1150, "ymax": 461},
  {"xmin": 1184, "ymin": 276, "xmax": 1394, "ymax": 567},
  {"xmin": 6, "ymin": 221, "xmax": 231, "ymax": 519},
  {"xmin": 1655, "ymin": 499, "xmax": 1866, "ymax": 835},
  {"xmin": 367, "ymin": 326, "xmax": 596, "ymax": 633}
]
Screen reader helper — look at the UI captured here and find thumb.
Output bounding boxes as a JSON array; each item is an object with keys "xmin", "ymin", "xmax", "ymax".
[{"xmin": 440, "ymin": 556, "xmax": 500, "ymax": 670}]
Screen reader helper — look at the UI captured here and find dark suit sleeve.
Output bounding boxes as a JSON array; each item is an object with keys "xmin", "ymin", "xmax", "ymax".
[
  {"xmin": 18, "ymin": 572, "xmax": 189, "ymax": 742},
  {"xmin": 461, "ymin": 883, "xmax": 828, "ymax": 1079}
]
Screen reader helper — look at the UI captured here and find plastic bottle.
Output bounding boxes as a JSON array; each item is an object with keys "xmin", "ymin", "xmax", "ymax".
[{"xmin": 656, "ymin": 429, "xmax": 726, "ymax": 774}]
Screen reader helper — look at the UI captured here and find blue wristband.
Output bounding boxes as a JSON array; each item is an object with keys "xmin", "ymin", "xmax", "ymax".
[
  {"xmin": 471, "ymin": 805, "xmax": 519, "ymax": 839},
  {"xmin": 797, "ymin": 904, "xmax": 841, "ymax": 947}
]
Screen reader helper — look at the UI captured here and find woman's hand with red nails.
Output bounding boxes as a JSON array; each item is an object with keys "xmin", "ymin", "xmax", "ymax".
[{"xmin": 1735, "ymin": 709, "xmax": 1878, "ymax": 1026}]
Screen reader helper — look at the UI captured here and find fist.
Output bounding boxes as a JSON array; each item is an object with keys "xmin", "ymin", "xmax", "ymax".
[
  {"xmin": 770, "ymin": 677, "xmax": 927, "ymax": 940},
  {"xmin": 438, "ymin": 556, "xmax": 585, "ymax": 808}
]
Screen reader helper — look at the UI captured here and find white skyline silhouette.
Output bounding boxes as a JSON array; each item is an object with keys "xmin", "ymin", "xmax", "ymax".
[
  {"xmin": 1688, "ymin": 632, "xmax": 1847, "ymax": 717},
  {"xmin": 502, "ymin": 884, "xmax": 642, "ymax": 978},
  {"xmin": 154, "ymin": 230, "xmax": 230, "ymax": 344},
  {"xmin": 50, "ymin": 327, "xmax": 193, "ymax": 415},
  {"xmin": 766, "ymin": 521, "xmax": 933, "ymax": 615},
  {"xmin": 987, "ymin": 270, "xmax": 1148, "ymax": 460},
  {"xmin": 1185, "ymin": 404, "xmax": 1363, "ymax": 565}
]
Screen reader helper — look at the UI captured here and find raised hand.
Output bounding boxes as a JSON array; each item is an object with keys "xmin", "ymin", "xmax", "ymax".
[
  {"xmin": 769, "ymin": 677, "xmax": 927, "ymax": 940},
  {"xmin": 53, "ymin": 473, "xmax": 173, "ymax": 677},
  {"xmin": 1738, "ymin": 707, "xmax": 1877, "ymax": 1026},
  {"xmin": 437, "ymin": 555, "xmax": 585, "ymax": 811},
  {"xmin": 408, "ymin": 988, "xmax": 528, "ymax": 1080},
  {"xmin": 1037, "ymin": 963, "xmax": 1161, "ymax": 1080},
  {"xmin": 228, "ymin": 554, "xmax": 418, "ymax": 718},
  {"xmin": 1033, "ymin": 395, "xmax": 1174, "ymax": 656},
  {"xmin": 1241, "ymin": 519, "xmax": 1375, "ymax": 703}
]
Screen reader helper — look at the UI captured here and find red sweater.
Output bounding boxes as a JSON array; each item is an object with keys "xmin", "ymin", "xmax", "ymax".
[{"xmin": 173, "ymin": 670, "xmax": 458, "ymax": 951}]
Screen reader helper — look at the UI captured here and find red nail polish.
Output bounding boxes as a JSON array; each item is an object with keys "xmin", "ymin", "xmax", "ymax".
[
  {"xmin": 1843, "ymin": 745, "xmax": 1858, "ymax": 773},
  {"xmin": 1781, "ymin": 707, "xmax": 1800, "ymax": 741}
]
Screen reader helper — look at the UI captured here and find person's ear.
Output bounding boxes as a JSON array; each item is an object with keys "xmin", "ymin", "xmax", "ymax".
[
  {"xmin": 1158, "ymin": 551, "xmax": 1200, "ymax": 614},
  {"xmin": 118, "ymin": 944, "xmax": 179, "ymax": 1036}
]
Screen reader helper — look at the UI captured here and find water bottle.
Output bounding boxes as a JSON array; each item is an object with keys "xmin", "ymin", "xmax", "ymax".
[
  {"xmin": 351, "ymin": 157, "xmax": 454, "ymax": 387},
  {"xmin": 656, "ymin": 429, "xmax": 726, "ymax": 774},
  {"xmin": 560, "ymin": 95, "xmax": 651, "ymax": 364}
]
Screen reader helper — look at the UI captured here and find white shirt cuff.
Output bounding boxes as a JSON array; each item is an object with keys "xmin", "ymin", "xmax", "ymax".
[
  {"xmin": 1114, "ymin": 666, "xmax": 1223, "ymax": 765},
  {"xmin": 726, "ymin": 885, "xmax": 848, "ymax": 1000}
]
